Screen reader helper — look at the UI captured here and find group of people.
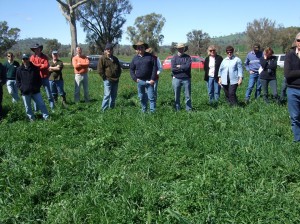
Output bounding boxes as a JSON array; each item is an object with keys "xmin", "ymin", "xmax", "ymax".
[{"xmin": 1, "ymin": 34, "xmax": 300, "ymax": 142}]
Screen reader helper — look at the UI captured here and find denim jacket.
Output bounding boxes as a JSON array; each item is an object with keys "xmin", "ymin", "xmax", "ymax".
[{"xmin": 218, "ymin": 55, "xmax": 243, "ymax": 85}]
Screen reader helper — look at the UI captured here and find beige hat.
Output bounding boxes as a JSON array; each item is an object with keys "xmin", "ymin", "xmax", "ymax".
[
  {"xmin": 176, "ymin": 43, "xmax": 188, "ymax": 52},
  {"xmin": 132, "ymin": 41, "xmax": 149, "ymax": 50}
]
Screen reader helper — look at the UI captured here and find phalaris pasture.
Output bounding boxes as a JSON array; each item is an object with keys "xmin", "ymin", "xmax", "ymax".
[{"xmin": 1, "ymin": 63, "xmax": 300, "ymax": 223}]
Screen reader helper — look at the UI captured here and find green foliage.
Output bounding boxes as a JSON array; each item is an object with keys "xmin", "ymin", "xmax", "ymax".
[
  {"xmin": 1, "ymin": 64, "xmax": 300, "ymax": 223},
  {"xmin": 0, "ymin": 21, "xmax": 20, "ymax": 56}
]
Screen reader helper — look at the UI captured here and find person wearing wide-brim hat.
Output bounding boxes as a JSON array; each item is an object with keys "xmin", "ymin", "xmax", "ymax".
[
  {"xmin": 29, "ymin": 43, "xmax": 55, "ymax": 111},
  {"xmin": 130, "ymin": 41, "xmax": 157, "ymax": 112},
  {"xmin": 171, "ymin": 42, "xmax": 192, "ymax": 111}
]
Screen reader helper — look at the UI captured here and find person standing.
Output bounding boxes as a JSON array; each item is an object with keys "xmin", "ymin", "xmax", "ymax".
[
  {"xmin": 49, "ymin": 50, "xmax": 67, "ymax": 107},
  {"xmin": 244, "ymin": 44, "xmax": 263, "ymax": 103},
  {"xmin": 284, "ymin": 32, "xmax": 300, "ymax": 142},
  {"xmin": 204, "ymin": 45, "xmax": 223, "ymax": 104},
  {"xmin": 130, "ymin": 41, "xmax": 157, "ymax": 113},
  {"xmin": 171, "ymin": 43, "xmax": 192, "ymax": 111},
  {"xmin": 218, "ymin": 45, "xmax": 243, "ymax": 106},
  {"xmin": 0, "ymin": 62, "xmax": 6, "ymax": 120},
  {"xmin": 4, "ymin": 52, "xmax": 20, "ymax": 103},
  {"xmin": 72, "ymin": 46, "xmax": 90, "ymax": 103},
  {"xmin": 97, "ymin": 43, "xmax": 122, "ymax": 111},
  {"xmin": 30, "ymin": 43, "xmax": 55, "ymax": 111},
  {"xmin": 259, "ymin": 47, "xmax": 278, "ymax": 103},
  {"xmin": 16, "ymin": 54, "xmax": 49, "ymax": 121},
  {"xmin": 145, "ymin": 47, "xmax": 163, "ymax": 100}
]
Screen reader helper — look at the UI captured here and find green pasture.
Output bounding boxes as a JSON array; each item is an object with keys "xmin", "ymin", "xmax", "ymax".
[{"xmin": 1, "ymin": 63, "xmax": 300, "ymax": 223}]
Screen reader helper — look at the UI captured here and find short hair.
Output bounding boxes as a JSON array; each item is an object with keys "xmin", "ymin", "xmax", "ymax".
[
  {"xmin": 264, "ymin": 47, "xmax": 274, "ymax": 57},
  {"xmin": 207, "ymin": 45, "xmax": 217, "ymax": 54},
  {"xmin": 225, "ymin": 45, "xmax": 234, "ymax": 52},
  {"xmin": 295, "ymin": 32, "xmax": 300, "ymax": 42}
]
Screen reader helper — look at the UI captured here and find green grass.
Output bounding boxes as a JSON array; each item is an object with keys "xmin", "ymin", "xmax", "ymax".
[{"xmin": 1, "ymin": 65, "xmax": 300, "ymax": 223}]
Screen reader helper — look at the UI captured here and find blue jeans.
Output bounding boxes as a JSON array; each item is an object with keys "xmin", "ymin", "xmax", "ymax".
[
  {"xmin": 207, "ymin": 77, "xmax": 221, "ymax": 103},
  {"xmin": 154, "ymin": 79, "xmax": 158, "ymax": 100},
  {"xmin": 287, "ymin": 87, "xmax": 300, "ymax": 142},
  {"xmin": 172, "ymin": 77, "xmax": 192, "ymax": 111},
  {"xmin": 280, "ymin": 77, "xmax": 287, "ymax": 100},
  {"xmin": 34, "ymin": 78, "xmax": 55, "ymax": 110},
  {"xmin": 245, "ymin": 73, "xmax": 261, "ymax": 100},
  {"xmin": 22, "ymin": 93, "xmax": 49, "ymax": 120},
  {"xmin": 6, "ymin": 80, "xmax": 20, "ymax": 103},
  {"xmin": 74, "ymin": 74, "xmax": 89, "ymax": 102},
  {"xmin": 49, "ymin": 80, "xmax": 66, "ymax": 100},
  {"xmin": 137, "ymin": 80, "xmax": 156, "ymax": 112},
  {"xmin": 102, "ymin": 80, "xmax": 119, "ymax": 110}
]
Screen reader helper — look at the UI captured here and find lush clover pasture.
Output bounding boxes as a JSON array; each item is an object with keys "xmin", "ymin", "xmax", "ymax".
[{"xmin": 1, "ymin": 64, "xmax": 300, "ymax": 223}]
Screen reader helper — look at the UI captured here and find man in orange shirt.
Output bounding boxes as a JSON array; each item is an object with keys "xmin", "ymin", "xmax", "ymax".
[
  {"xmin": 72, "ymin": 46, "xmax": 90, "ymax": 103},
  {"xmin": 30, "ymin": 43, "xmax": 55, "ymax": 111}
]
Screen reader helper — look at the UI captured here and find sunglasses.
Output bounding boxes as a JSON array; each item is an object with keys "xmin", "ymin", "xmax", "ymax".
[
  {"xmin": 296, "ymin": 39, "xmax": 300, "ymax": 42},
  {"xmin": 226, "ymin": 51, "xmax": 233, "ymax": 54},
  {"xmin": 209, "ymin": 50, "xmax": 216, "ymax": 52},
  {"xmin": 7, "ymin": 55, "xmax": 12, "ymax": 57},
  {"xmin": 136, "ymin": 46, "xmax": 144, "ymax": 50}
]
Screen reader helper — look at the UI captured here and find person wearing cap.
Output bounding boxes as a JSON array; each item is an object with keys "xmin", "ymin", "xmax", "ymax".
[
  {"xmin": 284, "ymin": 32, "xmax": 300, "ymax": 142},
  {"xmin": 130, "ymin": 41, "xmax": 157, "ymax": 112},
  {"xmin": 145, "ymin": 47, "xmax": 163, "ymax": 101},
  {"xmin": 16, "ymin": 54, "xmax": 49, "ymax": 121},
  {"xmin": 30, "ymin": 43, "xmax": 55, "ymax": 111},
  {"xmin": 0, "ymin": 62, "xmax": 6, "ymax": 120},
  {"xmin": 97, "ymin": 43, "xmax": 122, "ymax": 111},
  {"xmin": 204, "ymin": 45, "xmax": 223, "ymax": 104},
  {"xmin": 171, "ymin": 43, "xmax": 192, "ymax": 111},
  {"xmin": 218, "ymin": 45, "xmax": 243, "ymax": 106},
  {"xmin": 72, "ymin": 46, "xmax": 90, "ymax": 103},
  {"xmin": 244, "ymin": 43, "xmax": 263, "ymax": 104},
  {"xmin": 4, "ymin": 52, "xmax": 20, "ymax": 103},
  {"xmin": 49, "ymin": 50, "xmax": 67, "ymax": 107}
]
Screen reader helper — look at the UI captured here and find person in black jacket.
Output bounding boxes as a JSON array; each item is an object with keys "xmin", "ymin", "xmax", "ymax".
[
  {"xmin": 259, "ymin": 47, "xmax": 278, "ymax": 103},
  {"xmin": 284, "ymin": 32, "xmax": 300, "ymax": 142},
  {"xmin": 0, "ymin": 62, "xmax": 6, "ymax": 120},
  {"xmin": 204, "ymin": 45, "xmax": 223, "ymax": 104},
  {"xmin": 16, "ymin": 54, "xmax": 49, "ymax": 121}
]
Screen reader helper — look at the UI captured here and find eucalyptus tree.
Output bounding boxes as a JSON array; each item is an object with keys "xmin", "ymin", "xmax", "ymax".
[
  {"xmin": 77, "ymin": 0, "xmax": 132, "ymax": 54},
  {"xmin": 56, "ymin": 0, "xmax": 89, "ymax": 57},
  {"xmin": 127, "ymin": 13, "xmax": 166, "ymax": 52},
  {"xmin": 0, "ymin": 21, "xmax": 20, "ymax": 56},
  {"xmin": 186, "ymin": 30, "xmax": 210, "ymax": 56}
]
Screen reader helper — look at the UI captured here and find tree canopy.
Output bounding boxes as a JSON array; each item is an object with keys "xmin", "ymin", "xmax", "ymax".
[{"xmin": 0, "ymin": 21, "xmax": 20, "ymax": 56}]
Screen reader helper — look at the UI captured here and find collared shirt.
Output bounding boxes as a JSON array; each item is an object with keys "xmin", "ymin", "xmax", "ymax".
[{"xmin": 218, "ymin": 55, "xmax": 243, "ymax": 85}]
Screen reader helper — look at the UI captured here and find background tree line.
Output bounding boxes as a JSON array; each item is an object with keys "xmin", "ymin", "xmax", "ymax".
[{"xmin": 1, "ymin": 0, "xmax": 300, "ymax": 59}]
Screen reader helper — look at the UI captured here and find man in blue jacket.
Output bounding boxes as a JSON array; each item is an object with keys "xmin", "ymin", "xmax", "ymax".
[
  {"xmin": 244, "ymin": 43, "xmax": 263, "ymax": 103},
  {"xmin": 130, "ymin": 41, "xmax": 157, "ymax": 113},
  {"xmin": 171, "ymin": 43, "xmax": 192, "ymax": 111}
]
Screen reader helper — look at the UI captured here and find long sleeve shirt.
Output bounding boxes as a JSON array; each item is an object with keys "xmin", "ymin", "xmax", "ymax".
[
  {"xmin": 218, "ymin": 55, "xmax": 243, "ymax": 85},
  {"xmin": 30, "ymin": 53, "xmax": 49, "ymax": 78},
  {"xmin": 130, "ymin": 52, "xmax": 157, "ymax": 82},
  {"xmin": 259, "ymin": 56, "xmax": 277, "ymax": 80},
  {"xmin": 284, "ymin": 47, "xmax": 300, "ymax": 89},
  {"xmin": 72, "ymin": 55, "xmax": 89, "ymax": 75},
  {"xmin": 171, "ymin": 53, "xmax": 192, "ymax": 79},
  {"xmin": 4, "ymin": 60, "xmax": 20, "ymax": 80},
  {"xmin": 244, "ymin": 50, "xmax": 263, "ymax": 73}
]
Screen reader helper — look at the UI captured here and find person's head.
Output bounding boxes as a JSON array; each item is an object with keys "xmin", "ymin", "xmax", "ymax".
[
  {"xmin": 207, "ymin": 45, "xmax": 217, "ymax": 56},
  {"xmin": 294, "ymin": 32, "xmax": 300, "ymax": 50},
  {"xmin": 264, "ymin": 47, "xmax": 274, "ymax": 58},
  {"xmin": 30, "ymin": 43, "xmax": 43, "ymax": 56},
  {"xmin": 225, "ymin": 45, "xmax": 234, "ymax": 58},
  {"xmin": 52, "ymin": 50, "xmax": 59, "ymax": 59},
  {"xmin": 253, "ymin": 43, "xmax": 261, "ymax": 53},
  {"xmin": 6, "ymin": 52, "xmax": 14, "ymax": 61},
  {"xmin": 104, "ymin": 43, "xmax": 114, "ymax": 56},
  {"xmin": 145, "ymin": 47, "xmax": 154, "ymax": 55},
  {"xmin": 21, "ymin": 53, "xmax": 30, "ymax": 65},
  {"xmin": 175, "ymin": 43, "xmax": 188, "ymax": 55},
  {"xmin": 76, "ymin": 46, "xmax": 82, "ymax": 56},
  {"xmin": 132, "ymin": 41, "xmax": 149, "ymax": 56}
]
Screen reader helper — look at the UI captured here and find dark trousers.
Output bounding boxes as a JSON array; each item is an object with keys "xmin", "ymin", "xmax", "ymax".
[
  {"xmin": 0, "ymin": 86, "xmax": 3, "ymax": 118},
  {"xmin": 222, "ymin": 84, "xmax": 238, "ymax": 106}
]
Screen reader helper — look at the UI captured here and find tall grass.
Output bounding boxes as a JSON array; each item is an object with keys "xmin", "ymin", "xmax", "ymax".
[{"xmin": 1, "ymin": 65, "xmax": 299, "ymax": 223}]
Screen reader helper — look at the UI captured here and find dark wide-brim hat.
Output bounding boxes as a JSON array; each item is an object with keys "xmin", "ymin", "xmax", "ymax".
[
  {"xmin": 132, "ymin": 41, "xmax": 149, "ymax": 50},
  {"xmin": 30, "ymin": 43, "xmax": 43, "ymax": 52}
]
